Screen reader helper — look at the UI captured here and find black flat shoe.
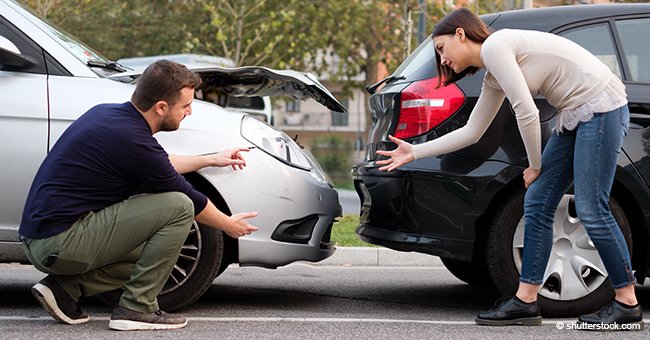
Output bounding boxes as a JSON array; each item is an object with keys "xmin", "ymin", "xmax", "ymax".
[
  {"xmin": 476, "ymin": 296, "xmax": 541, "ymax": 326},
  {"xmin": 578, "ymin": 300, "xmax": 643, "ymax": 330}
]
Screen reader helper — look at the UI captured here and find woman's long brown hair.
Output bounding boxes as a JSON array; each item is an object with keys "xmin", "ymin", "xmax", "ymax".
[{"xmin": 432, "ymin": 8, "xmax": 492, "ymax": 88}]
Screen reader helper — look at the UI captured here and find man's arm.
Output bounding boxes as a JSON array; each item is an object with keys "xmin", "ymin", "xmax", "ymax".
[
  {"xmin": 170, "ymin": 146, "xmax": 257, "ymax": 237},
  {"xmin": 169, "ymin": 147, "xmax": 250, "ymax": 174},
  {"xmin": 195, "ymin": 199, "xmax": 258, "ymax": 238}
]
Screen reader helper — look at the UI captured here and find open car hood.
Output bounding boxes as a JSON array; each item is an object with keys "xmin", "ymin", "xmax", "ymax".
[{"xmin": 109, "ymin": 66, "xmax": 347, "ymax": 113}]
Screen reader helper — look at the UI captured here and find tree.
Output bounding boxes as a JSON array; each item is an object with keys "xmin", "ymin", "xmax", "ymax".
[
  {"xmin": 16, "ymin": 0, "xmax": 456, "ymax": 141},
  {"xmin": 186, "ymin": 1, "xmax": 403, "ymax": 81},
  {"xmin": 19, "ymin": 0, "xmax": 203, "ymax": 60}
]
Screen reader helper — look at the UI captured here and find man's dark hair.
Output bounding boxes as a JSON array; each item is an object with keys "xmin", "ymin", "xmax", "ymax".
[
  {"xmin": 432, "ymin": 8, "xmax": 492, "ymax": 88},
  {"xmin": 131, "ymin": 60, "xmax": 202, "ymax": 111}
]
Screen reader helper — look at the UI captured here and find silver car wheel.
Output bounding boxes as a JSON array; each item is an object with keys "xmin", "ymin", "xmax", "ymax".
[
  {"xmin": 161, "ymin": 220, "xmax": 202, "ymax": 294},
  {"xmin": 512, "ymin": 194, "xmax": 608, "ymax": 301}
]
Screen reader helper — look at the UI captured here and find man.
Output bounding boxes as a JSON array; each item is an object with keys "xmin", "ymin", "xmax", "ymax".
[{"xmin": 19, "ymin": 60, "xmax": 258, "ymax": 331}]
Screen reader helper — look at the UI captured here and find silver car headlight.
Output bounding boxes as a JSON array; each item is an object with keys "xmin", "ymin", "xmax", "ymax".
[{"xmin": 240, "ymin": 115, "xmax": 332, "ymax": 187}]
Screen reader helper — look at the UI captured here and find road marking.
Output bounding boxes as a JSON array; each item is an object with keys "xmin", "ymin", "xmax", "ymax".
[
  {"xmin": 3, "ymin": 316, "xmax": 649, "ymax": 325},
  {"xmin": 190, "ymin": 317, "xmax": 476, "ymax": 324},
  {"xmin": 0, "ymin": 316, "xmax": 471, "ymax": 324}
]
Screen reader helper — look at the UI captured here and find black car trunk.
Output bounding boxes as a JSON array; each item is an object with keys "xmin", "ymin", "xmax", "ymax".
[{"xmin": 365, "ymin": 82, "xmax": 411, "ymax": 162}]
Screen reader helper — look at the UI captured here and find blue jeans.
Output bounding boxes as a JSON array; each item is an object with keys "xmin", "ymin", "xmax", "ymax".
[{"xmin": 519, "ymin": 105, "xmax": 635, "ymax": 289}]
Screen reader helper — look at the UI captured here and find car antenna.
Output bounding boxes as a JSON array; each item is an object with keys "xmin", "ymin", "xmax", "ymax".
[{"xmin": 293, "ymin": 134, "xmax": 305, "ymax": 149}]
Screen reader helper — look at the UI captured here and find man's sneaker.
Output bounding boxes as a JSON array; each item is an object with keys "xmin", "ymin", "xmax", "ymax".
[
  {"xmin": 109, "ymin": 306, "xmax": 188, "ymax": 331},
  {"xmin": 31, "ymin": 275, "xmax": 89, "ymax": 325},
  {"xmin": 475, "ymin": 296, "xmax": 542, "ymax": 326},
  {"xmin": 578, "ymin": 300, "xmax": 644, "ymax": 330}
]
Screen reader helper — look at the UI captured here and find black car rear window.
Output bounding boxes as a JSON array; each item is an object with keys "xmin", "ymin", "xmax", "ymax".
[
  {"xmin": 391, "ymin": 16, "xmax": 498, "ymax": 83},
  {"xmin": 616, "ymin": 18, "xmax": 650, "ymax": 83},
  {"xmin": 392, "ymin": 36, "xmax": 437, "ymax": 82}
]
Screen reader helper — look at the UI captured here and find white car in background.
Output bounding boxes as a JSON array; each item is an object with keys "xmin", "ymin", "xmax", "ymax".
[{"xmin": 0, "ymin": 0, "xmax": 344, "ymax": 310}]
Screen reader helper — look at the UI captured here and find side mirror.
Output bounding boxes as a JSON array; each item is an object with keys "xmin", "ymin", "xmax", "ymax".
[{"xmin": 0, "ymin": 36, "xmax": 36, "ymax": 70}]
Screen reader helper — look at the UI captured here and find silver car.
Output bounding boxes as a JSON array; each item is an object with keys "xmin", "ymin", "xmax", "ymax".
[{"xmin": 0, "ymin": 0, "xmax": 343, "ymax": 310}]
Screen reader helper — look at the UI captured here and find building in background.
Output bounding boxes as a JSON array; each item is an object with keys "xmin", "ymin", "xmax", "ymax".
[
  {"xmin": 275, "ymin": 78, "xmax": 368, "ymax": 164},
  {"xmin": 274, "ymin": 47, "xmax": 379, "ymax": 165}
]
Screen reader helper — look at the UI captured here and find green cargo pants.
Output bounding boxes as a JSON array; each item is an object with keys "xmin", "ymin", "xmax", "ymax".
[{"xmin": 23, "ymin": 192, "xmax": 194, "ymax": 313}]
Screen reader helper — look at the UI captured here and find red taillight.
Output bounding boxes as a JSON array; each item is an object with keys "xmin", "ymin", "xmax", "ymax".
[{"xmin": 395, "ymin": 77, "xmax": 465, "ymax": 139}]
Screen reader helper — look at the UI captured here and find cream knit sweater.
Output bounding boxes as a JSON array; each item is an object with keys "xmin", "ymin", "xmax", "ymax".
[{"xmin": 411, "ymin": 29, "xmax": 621, "ymax": 169}]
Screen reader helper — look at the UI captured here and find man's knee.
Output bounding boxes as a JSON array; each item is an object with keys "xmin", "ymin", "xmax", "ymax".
[
  {"xmin": 156, "ymin": 192, "xmax": 195, "ymax": 224},
  {"xmin": 158, "ymin": 191, "xmax": 193, "ymax": 210}
]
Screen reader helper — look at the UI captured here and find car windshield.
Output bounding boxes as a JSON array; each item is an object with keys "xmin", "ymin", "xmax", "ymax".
[{"xmin": 16, "ymin": 2, "xmax": 117, "ymax": 75}]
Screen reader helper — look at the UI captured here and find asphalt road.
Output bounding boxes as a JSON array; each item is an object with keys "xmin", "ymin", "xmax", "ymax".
[
  {"xmin": 336, "ymin": 189, "xmax": 360, "ymax": 215},
  {"xmin": 2, "ymin": 263, "xmax": 650, "ymax": 339}
]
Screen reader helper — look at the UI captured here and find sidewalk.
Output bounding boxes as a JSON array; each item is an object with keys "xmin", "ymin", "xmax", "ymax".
[{"xmin": 314, "ymin": 246, "xmax": 443, "ymax": 267}]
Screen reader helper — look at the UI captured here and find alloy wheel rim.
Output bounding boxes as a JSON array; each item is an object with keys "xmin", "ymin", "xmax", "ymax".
[
  {"xmin": 512, "ymin": 195, "xmax": 608, "ymax": 301},
  {"xmin": 161, "ymin": 221, "xmax": 202, "ymax": 294}
]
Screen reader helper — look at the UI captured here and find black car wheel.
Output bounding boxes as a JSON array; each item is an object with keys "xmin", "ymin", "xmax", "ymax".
[
  {"xmin": 486, "ymin": 190, "xmax": 632, "ymax": 317},
  {"xmin": 157, "ymin": 220, "xmax": 224, "ymax": 311},
  {"xmin": 441, "ymin": 257, "xmax": 494, "ymax": 287}
]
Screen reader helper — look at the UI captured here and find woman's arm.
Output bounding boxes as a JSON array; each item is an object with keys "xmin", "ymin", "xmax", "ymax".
[
  {"xmin": 411, "ymin": 84, "xmax": 506, "ymax": 160},
  {"xmin": 481, "ymin": 37, "xmax": 542, "ymax": 169},
  {"xmin": 377, "ymin": 83, "xmax": 505, "ymax": 172}
]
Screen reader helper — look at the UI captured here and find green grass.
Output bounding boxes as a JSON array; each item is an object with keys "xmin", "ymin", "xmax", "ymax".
[
  {"xmin": 331, "ymin": 174, "xmax": 354, "ymax": 190},
  {"xmin": 331, "ymin": 214, "xmax": 377, "ymax": 247}
]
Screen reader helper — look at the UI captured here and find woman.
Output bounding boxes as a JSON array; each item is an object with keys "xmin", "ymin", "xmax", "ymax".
[{"xmin": 376, "ymin": 8, "xmax": 642, "ymax": 328}]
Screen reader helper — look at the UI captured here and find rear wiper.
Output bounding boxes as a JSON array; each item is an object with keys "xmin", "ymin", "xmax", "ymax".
[
  {"xmin": 87, "ymin": 60, "xmax": 128, "ymax": 72},
  {"xmin": 365, "ymin": 75, "xmax": 406, "ymax": 95}
]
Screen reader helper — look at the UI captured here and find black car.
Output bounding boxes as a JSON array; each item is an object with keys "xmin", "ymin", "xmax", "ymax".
[{"xmin": 353, "ymin": 4, "xmax": 650, "ymax": 317}]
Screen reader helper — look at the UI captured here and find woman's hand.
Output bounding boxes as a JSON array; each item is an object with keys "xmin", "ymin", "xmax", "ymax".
[
  {"xmin": 523, "ymin": 167, "xmax": 541, "ymax": 188},
  {"xmin": 375, "ymin": 135, "xmax": 415, "ymax": 172}
]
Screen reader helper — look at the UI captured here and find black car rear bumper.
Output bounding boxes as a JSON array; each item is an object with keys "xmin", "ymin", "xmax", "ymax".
[
  {"xmin": 356, "ymin": 223, "xmax": 475, "ymax": 260},
  {"xmin": 352, "ymin": 159, "xmax": 520, "ymax": 261}
]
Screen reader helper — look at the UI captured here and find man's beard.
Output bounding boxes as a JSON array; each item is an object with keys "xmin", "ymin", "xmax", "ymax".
[{"xmin": 160, "ymin": 117, "xmax": 180, "ymax": 131}]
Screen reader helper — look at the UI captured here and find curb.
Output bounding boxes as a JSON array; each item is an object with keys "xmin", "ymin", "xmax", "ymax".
[{"xmin": 313, "ymin": 247, "xmax": 444, "ymax": 267}]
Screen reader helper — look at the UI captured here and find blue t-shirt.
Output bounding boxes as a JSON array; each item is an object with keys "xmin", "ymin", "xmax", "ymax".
[{"xmin": 19, "ymin": 102, "xmax": 208, "ymax": 239}]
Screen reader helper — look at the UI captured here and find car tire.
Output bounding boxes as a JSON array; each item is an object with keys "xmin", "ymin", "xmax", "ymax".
[
  {"xmin": 157, "ymin": 220, "xmax": 224, "ymax": 311},
  {"xmin": 486, "ymin": 190, "xmax": 632, "ymax": 317},
  {"xmin": 441, "ymin": 257, "xmax": 494, "ymax": 287}
]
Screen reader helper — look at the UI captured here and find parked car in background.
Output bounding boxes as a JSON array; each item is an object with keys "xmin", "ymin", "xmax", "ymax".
[
  {"xmin": 0, "ymin": 0, "xmax": 344, "ymax": 311},
  {"xmin": 118, "ymin": 54, "xmax": 274, "ymax": 125},
  {"xmin": 353, "ymin": 4, "xmax": 650, "ymax": 316}
]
